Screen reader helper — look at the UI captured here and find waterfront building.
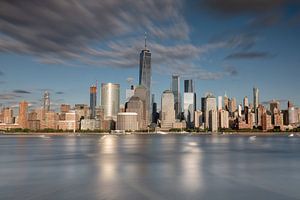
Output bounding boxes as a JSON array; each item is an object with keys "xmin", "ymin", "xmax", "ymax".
[
  {"xmin": 101, "ymin": 83, "xmax": 120, "ymax": 120},
  {"xmin": 224, "ymin": 92, "xmax": 229, "ymax": 111},
  {"xmin": 270, "ymin": 100, "xmax": 280, "ymax": 114},
  {"xmin": 126, "ymin": 96, "xmax": 146, "ymax": 130},
  {"xmin": 262, "ymin": 113, "xmax": 273, "ymax": 131},
  {"xmin": 151, "ymin": 94, "xmax": 159, "ymax": 124},
  {"xmin": 45, "ymin": 111, "xmax": 58, "ymax": 129},
  {"xmin": 257, "ymin": 104, "xmax": 265, "ymax": 127},
  {"xmin": 253, "ymin": 87, "xmax": 259, "ymax": 125},
  {"xmin": 184, "ymin": 79, "xmax": 193, "ymax": 93},
  {"xmin": 90, "ymin": 85, "xmax": 97, "ymax": 119},
  {"xmin": 209, "ymin": 109, "xmax": 218, "ymax": 132},
  {"xmin": 80, "ymin": 119, "xmax": 101, "ymax": 131},
  {"xmin": 194, "ymin": 110, "xmax": 203, "ymax": 128},
  {"xmin": 116, "ymin": 112, "xmax": 138, "ymax": 131},
  {"xmin": 125, "ymin": 85, "xmax": 135, "ymax": 102},
  {"xmin": 19, "ymin": 101, "xmax": 28, "ymax": 129},
  {"xmin": 43, "ymin": 91, "xmax": 50, "ymax": 112},
  {"xmin": 219, "ymin": 110, "xmax": 229, "ymax": 129},
  {"xmin": 3, "ymin": 107, "xmax": 13, "ymax": 124},
  {"xmin": 243, "ymin": 96, "xmax": 249, "ymax": 109},
  {"xmin": 58, "ymin": 111, "xmax": 78, "ymax": 130},
  {"xmin": 238, "ymin": 104, "xmax": 242, "ymax": 117},
  {"xmin": 160, "ymin": 90, "xmax": 175, "ymax": 130},
  {"xmin": 204, "ymin": 94, "xmax": 217, "ymax": 129},
  {"xmin": 139, "ymin": 34, "xmax": 151, "ymax": 124},
  {"xmin": 60, "ymin": 104, "xmax": 71, "ymax": 113},
  {"xmin": 75, "ymin": 104, "xmax": 90, "ymax": 120},
  {"xmin": 229, "ymin": 97, "xmax": 237, "ymax": 114},
  {"xmin": 183, "ymin": 92, "xmax": 196, "ymax": 128},
  {"xmin": 218, "ymin": 96, "xmax": 222, "ymax": 111},
  {"xmin": 172, "ymin": 74, "xmax": 181, "ymax": 118}
]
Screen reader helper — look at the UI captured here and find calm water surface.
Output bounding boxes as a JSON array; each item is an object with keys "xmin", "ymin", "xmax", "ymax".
[{"xmin": 0, "ymin": 135, "xmax": 300, "ymax": 200}]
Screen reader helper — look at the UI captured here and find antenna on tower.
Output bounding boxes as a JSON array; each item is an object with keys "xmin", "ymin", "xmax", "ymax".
[{"xmin": 144, "ymin": 32, "xmax": 147, "ymax": 50}]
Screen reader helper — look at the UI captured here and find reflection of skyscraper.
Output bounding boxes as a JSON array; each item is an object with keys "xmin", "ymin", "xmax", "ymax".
[
  {"xmin": 101, "ymin": 83, "xmax": 120, "ymax": 120},
  {"xmin": 43, "ymin": 91, "xmax": 50, "ymax": 112},
  {"xmin": 172, "ymin": 74, "xmax": 181, "ymax": 118},
  {"xmin": 139, "ymin": 34, "xmax": 151, "ymax": 125},
  {"xmin": 90, "ymin": 85, "xmax": 97, "ymax": 119}
]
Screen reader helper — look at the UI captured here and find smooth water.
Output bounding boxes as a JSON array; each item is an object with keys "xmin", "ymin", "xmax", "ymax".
[{"xmin": 0, "ymin": 135, "xmax": 300, "ymax": 200}]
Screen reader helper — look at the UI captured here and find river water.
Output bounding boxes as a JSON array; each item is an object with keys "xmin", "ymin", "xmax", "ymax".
[{"xmin": 0, "ymin": 134, "xmax": 299, "ymax": 200}]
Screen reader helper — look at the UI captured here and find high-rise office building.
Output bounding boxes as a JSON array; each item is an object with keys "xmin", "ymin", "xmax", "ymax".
[
  {"xmin": 204, "ymin": 94, "xmax": 217, "ymax": 129},
  {"xmin": 90, "ymin": 85, "xmax": 97, "ymax": 119},
  {"xmin": 218, "ymin": 96, "xmax": 223, "ymax": 111},
  {"xmin": 172, "ymin": 74, "xmax": 181, "ymax": 118},
  {"xmin": 184, "ymin": 80, "xmax": 193, "ymax": 93},
  {"xmin": 270, "ymin": 100, "xmax": 280, "ymax": 114},
  {"xmin": 116, "ymin": 112, "xmax": 138, "ymax": 131},
  {"xmin": 229, "ymin": 97, "xmax": 237, "ymax": 113},
  {"xmin": 243, "ymin": 96, "xmax": 249, "ymax": 109},
  {"xmin": 253, "ymin": 87, "xmax": 259, "ymax": 125},
  {"xmin": 209, "ymin": 109, "xmax": 218, "ymax": 132},
  {"xmin": 101, "ymin": 83, "xmax": 120, "ymax": 120},
  {"xmin": 43, "ymin": 91, "xmax": 50, "ymax": 112},
  {"xmin": 151, "ymin": 94, "xmax": 159, "ymax": 124},
  {"xmin": 3, "ymin": 107, "xmax": 13, "ymax": 124},
  {"xmin": 160, "ymin": 90, "xmax": 176, "ymax": 130},
  {"xmin": 139, "ymin": 34, "xmax": 151, "ymax": 125},
  {"xmin": 125, "ymin": 85, "xmax": 135, "ymax": 102},
  {"xmin": 126, "ymin": 96, "xmax": 145, "ymax": 130},
  {"xmin": 224, "ymin": 92, "xmax": 229, "ymax": 111},
  {"xmin": 184, "ymin": 92, "xmax": 196, "ymax": 128},
  {"xmin": 19, "ymin": 101, "xmax": 28, "ymax": 129}
]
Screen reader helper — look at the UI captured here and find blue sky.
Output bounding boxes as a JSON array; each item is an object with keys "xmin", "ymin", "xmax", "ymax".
[{"xmin": 0, "ymin": 0, "xmax": 300, "ymax": 111}]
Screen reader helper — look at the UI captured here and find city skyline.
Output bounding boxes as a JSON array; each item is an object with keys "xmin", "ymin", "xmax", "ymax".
[{"xmin": 1, "ymin": 1, "xmax": 300, "ymax": 109}]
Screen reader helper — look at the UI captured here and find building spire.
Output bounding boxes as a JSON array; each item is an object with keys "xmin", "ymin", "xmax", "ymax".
[{"xmin": 144, "ymin": 32, "xmax": 147, "ymax": 50}]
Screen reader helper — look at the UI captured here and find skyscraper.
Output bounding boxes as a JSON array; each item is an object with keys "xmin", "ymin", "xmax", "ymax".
[
  {"xmin": 172, "ymin": 74, "xmax": 181, "ymax": 118},
  {"xmin": 243, "ymin": 96, "xmax": 249, "ymax": 109},
  {"xmin": 253, "ymin": 87, "xmax": 259, "ymax": 125},
  {"xmin": 204, "ymin": 94, "xmax": 217, "ymax": 129},
  {"xmin": 19, "ymin": 101, "xmax": 28, "ymax": 129},
  {"xmin": 90, "ymin": 85, "xmax": 97, "ymax": 119},
  {"xmin": 270, "ymin": 100, "xmax": 280, "ymax": 114},
  {"xmin": 139, "ymin": 34, "xmax": 151, "ymax": 125},
  {"xmin": 218, "ymin": 96, "xmax": 223, "ymax": 111},
  {"xmin": 161, "ymin": 90, "xmax": 176, "ymax": 130},
  {"xmin": 184, "ymin": 79, "xmax": 193, "ymax": 93},
  {"xmin": 253, "ymin": 87, "xmax": 259, "ymax": 110},
  {"xmin": 101, "ymin": 83, "xmax": 120, "ymax": 120},
  {"xmin": 43, "ymin": 91, "xmax": 50, "ymax": 112}
]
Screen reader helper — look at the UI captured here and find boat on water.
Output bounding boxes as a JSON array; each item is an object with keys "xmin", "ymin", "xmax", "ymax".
[
  {"xmin": 288, "ymin": 133, "xmax": 294, "ymax": 137},
  {"xmin": 39, "ymin": 135, "xmax": 51, "ymax": 139},
  {"xmin": 156, "ymin": 131, "xmax": 168, "ymax": 135},
  {"xmin": 249, "ymin": 136, "xmax": 256, "ymax": 141}
]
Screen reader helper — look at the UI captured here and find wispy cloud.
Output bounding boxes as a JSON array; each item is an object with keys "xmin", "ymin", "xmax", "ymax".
[
  {"xmin": 0, "ymin": 0, "xmax": 187, "ymax": 64},
  {"xmin": 225, "ymin": 51, "xmax": 272, "ymax": 60},
  {"xmin": 13, "ymin": 90, "xmax": 31, "ymax": 94}
]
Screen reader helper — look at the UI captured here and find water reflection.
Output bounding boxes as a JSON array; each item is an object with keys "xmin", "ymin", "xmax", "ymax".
[{"xmin": 0, "ymin": 135, "xmax": 300, "ymax": 200}]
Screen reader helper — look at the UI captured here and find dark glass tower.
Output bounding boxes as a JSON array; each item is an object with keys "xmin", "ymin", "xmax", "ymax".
[
  {"xmin": 184, "ymin": 80, "xmax": 193, "ymax": 93},
  {"xmin": 90, "ymin": 86, "xmax": 97, "ymax": 119},
  {"xmin": 172, "ymin": 74, "xmax": 181, "ymax": 118},
  {"xmin": 139, "ymin": 34, "xmax": 151, "ymax": 125}
]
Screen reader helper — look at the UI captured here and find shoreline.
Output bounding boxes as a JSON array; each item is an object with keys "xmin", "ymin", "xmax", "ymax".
[{"xmin": 0, "ymin": 132, "xmax": 299, "ymax": 137}]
